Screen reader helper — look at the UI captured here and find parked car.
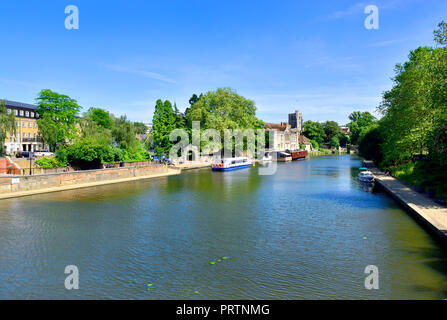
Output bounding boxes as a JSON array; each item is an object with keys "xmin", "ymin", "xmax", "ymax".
[
  {"xmin": 16, "ymin": 151, "xmax": 31, "ymax": 158},
  {"xmin": 34, "ymin": 150, "xmax": 55, "ymax": 157}
]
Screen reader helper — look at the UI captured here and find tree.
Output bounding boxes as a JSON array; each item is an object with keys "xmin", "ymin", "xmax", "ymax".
[
  {"xmin": 133, "ymin": 122, "xmax": 148, "ymax": 134},
  {"xmin": 434, "ymin": 21, "xmax": 447, "ymax": 46},
  {"xmin": 329, "ymin": 136, "xmax": 340, "ymax": 148},
  {"xmin": 152, "ymin": 99, "xmax": 176, "ymax": 155},
  {"xmin": 112, "ymin": 115, "xmax": 140, "ymax": 151},
  {"xmin": 323, "ymin": 121, "xmax": 339, "ymax": 143},
  {"xmin": 186, "ymin": 88, "xmax": 263, "ymax": 154},
  {"xmin": 348, "ymin": 111, "xmax": 377, "ymax": 145},
  {"xmin": 303, "ymin": 120, "xmax": 325, "ymax": 145},
  {"xmin": 0, "ymin": 100, "xmax": 16, "ymax": 155},
  {"xmin": 85, "ymin": 107, "xmax": 110, "ymax": 129},
  {"xmin": 358, "ymin": 124, "xmax": 384, "ymax": 163},
  {"xmin": 36, "ymin": 89, "xmax": 81, "ymax": 150}
]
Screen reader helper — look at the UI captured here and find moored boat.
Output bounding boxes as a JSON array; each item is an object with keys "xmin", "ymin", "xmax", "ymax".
[
  {"xmin": 358, "ymin": 168, "xmax": 375, "ymax": 183},
  {"xmin": 289, "ymin": 150, "xmax": 308, "ymax": 161},
  {"xmin": 276, "ymin": 152, "xmax": 292, "ymax": 162},
  {"xmin": 261, "ymin": 152, "xmax": 272, "ymax": 162},
  {"xmin": 212, "ymin": 157, "xmax": 252, "ymax": 171}
]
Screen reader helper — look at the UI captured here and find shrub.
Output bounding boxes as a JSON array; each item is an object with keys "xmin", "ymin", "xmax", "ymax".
[{"xmin": 35, "ymin": 156, "xmax": 65, "ymax": 169}]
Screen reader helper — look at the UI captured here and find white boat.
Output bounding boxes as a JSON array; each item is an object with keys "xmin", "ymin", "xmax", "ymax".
[
  {"xmin": 358, "ymin": 170, "xmax": 375, "ymax": 183},
  {"xmin": 261, "ymin": 152, "xmax": 272, "ymax": 162},
  {"xmin": 212, "ymin": 157, "xmax": 252, "ymax": 171}
]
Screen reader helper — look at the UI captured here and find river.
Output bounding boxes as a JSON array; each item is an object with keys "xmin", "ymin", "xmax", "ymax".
[{"xmin": 0, "ymin": 155, "xmax": 446, "ymax": 299}]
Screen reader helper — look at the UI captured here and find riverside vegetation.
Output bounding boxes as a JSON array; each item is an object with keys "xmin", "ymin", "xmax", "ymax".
[{"xmin": 358, "ymin": 22, "xmax": 447, "ymax": 202}]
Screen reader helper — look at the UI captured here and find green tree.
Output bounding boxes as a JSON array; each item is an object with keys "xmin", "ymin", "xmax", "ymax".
[
  {"xmin": 186, "ymin": 88, "xmax": 263, "ymax": 154},
  {"xmin": 36, "ymin": 89, "xmax": 81, "ymax": 150},
  {"xmin": 85, "ymin": 107, "xmax": 110, "ymax": 129},
  {"xmin": 112, "ymin": 115, "xmax": 140, "ymax": 151},
  {"xmin": 434, "ymin": 21, "xmax": 447, "ymax": 46},
  {"xmin": 348, "ymin": 111, "xmax": 377, "ymax": 145},
  {"xmin": 0, "ymin": 100, "xmax": 16, "ymax": 155},
  {"xmin": 152, "ymin": 99, "xmax": 176, "ymax": 155},
  {"xmin": 303, "ymin": 120, "xmax": 325, "ymax": 145},
  {"xmin": 133, "ymin": 122, "xmax": 148, "ymax": 134},
  {"xmin": 329, "ymin": 136, "xmax": 340, "ymax": 148},
  {"xmin": 323, "ymin": 121, "xmax": 339, "ymax": 143},
  {"xmin": 358, "ymin": 124, "xmax": 384, "ymax": 163}
]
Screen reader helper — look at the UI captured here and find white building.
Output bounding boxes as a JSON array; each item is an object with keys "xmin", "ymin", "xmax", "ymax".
[{"xmin": 264, "ymin": 122, "xmax": 300, "ymax": 151}]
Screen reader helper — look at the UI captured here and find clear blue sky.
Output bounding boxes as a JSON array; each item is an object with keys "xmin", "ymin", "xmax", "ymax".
[{"xmin": 0, "ymin": 0, "xmax": 446, "ymax": 124}]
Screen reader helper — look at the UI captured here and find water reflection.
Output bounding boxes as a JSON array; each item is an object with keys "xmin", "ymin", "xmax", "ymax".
[{"xmin": 0, "ymin": 155, "xmax": 446, "ymax": 299}]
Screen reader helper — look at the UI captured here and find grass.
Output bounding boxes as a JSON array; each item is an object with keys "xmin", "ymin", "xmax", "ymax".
[{"xmin": 388, "ymin": 160, "xmax": 447, "ymax": 202}]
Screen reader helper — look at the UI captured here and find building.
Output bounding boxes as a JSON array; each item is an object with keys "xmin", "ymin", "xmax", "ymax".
[
  {"xmin": 2, "ymin": 100, "xmax": 45, "ymax": 154},
  {"xmin": 339, "ymin": 126, "xmax": 350, "ymax": 135},
  {"xmin": 143, "ymin": 122, "xmax": 153, "ymax": 134},
  {"xmin": 288, "ymin": 110, "xmax": 303, "ymax": 132},
  {"xmin": 264, "ymin": 122, "xmax": 300, "ymax": 151}
]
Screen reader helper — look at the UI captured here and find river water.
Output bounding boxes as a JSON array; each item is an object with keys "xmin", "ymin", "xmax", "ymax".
[{"xmin": 0, "ymin": 155, "xmax": 446, "ymax": 299}]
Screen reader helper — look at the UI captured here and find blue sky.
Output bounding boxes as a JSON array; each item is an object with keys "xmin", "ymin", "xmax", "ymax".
[{"xmin": 0, "ymin": 0, "xmax": 446, "ymax": 124}]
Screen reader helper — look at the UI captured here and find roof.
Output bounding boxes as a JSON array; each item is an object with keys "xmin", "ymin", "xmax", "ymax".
[
  {"xmin": 299, "ymin": 135, "xmax": 311, "ymax": 144},
  {"xmin": 264, "ymin": 122, "xmax": 288, "ymax": 131},
  {"xmin": 2, "ymin": 100, "xmax": 37, "ymax": 110}
]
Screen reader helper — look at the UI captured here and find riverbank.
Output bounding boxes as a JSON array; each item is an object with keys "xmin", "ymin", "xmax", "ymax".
[
  {"xmin": 0, "ymin": 166, "xmax": 181, "ymax": 200},
  {"xmin": 365, "ymin": 161, "xmax": 447, "ymax": 245}
]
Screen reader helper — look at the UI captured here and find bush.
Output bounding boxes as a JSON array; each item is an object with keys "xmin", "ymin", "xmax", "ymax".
[
  {"xmin": 65, "ymin": 137, "xmax": 114, "ymax": 169},
  {"xmin": 310, "ymin": 140, "xmax": 319, "ymax": 149},
  {"xmin": 35, "ymin": 156, "xmax": 65, "ymax": 169}
]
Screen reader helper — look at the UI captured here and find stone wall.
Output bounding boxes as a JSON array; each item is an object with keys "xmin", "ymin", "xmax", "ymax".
[{"xmin": 0, "ymin": 164, "xmax": 168, "ymax": 194}]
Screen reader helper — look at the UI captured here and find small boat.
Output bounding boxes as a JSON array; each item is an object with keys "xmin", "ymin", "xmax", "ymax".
[
  {"xmin": 358, "ymin": 168, "xmax": 374, "ymax": 183},
  {"xmin": 261, "ymin": 152, "xmax": 272, "ymax": 162},
  {"xmin": 212, "ymin": 157, "xmax": 252, "ymax": 171}
]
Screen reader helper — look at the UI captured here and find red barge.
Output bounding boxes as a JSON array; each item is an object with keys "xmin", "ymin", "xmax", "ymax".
[{"xmin": 289, "ymin": 150, "xmax": 308, "ymax": 161}]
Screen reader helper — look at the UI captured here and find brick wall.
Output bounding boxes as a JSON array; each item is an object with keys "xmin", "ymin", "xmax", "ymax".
[{"xmin": 0, "ymin": 164, "xmax": 169, "ymax": 194}]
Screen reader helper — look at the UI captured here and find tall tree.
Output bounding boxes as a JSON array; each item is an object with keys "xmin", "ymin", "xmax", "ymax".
[
  {"xmin": 85, "ymin": 107, "xmax": 110, "ymax": 129},
  {"xmin": 152, "ymin": 100, "xmax": 176, "ymax": 155},
  {"xmin": 186, "ymin": 88, "xmax": 263, "ymax": 154},
  {"xmin": 303, "ymin": 120, "xmax": 325, "ymax": 145},
  {"xmin": 0, "ymin": 100, "xmax": 16, "ymax": 155},
  {"xmin": 348, "ymin": 111, "xmax": 377, "ymax": 145},
  {"xmin": 36, "ymin": 89, "xmax": 81, "ymax": 150},
  {"xmin": 323, "ymin": 121, "xmax": 339, "ymax": 143}
]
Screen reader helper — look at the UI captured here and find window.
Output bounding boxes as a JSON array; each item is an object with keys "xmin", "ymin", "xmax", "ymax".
[
  {"xmin": 28, "ymin": 133, "xmax": 31, "ymax": 139},
  {"xmin": 33, "ymin": 133, "xmax": 36, "ymax": 140},
  {"xmin": 7, "ymin": 109, "xmax": 11, "ymax": 114},
  {"xmin": 34, "ymin": 122, "xmax": 37, "ymax": 128},
  {"xmin": 28, "ymin": 122, "xmax": 31, "ymax": 128},
  {"xmin": 19, "ymin": 110, "xmax": 24, "ymax": 116},
  {"xmin": 14, "ymin": 110, "xmax": 18, "ymax": 116},
  {"xmin": 25, "ymin": 111, "xmax": 29, "ymax": 117},
  {"xmin": 23, "ymin": 133, "xmax": 26, "ymax": 138},
  {"xmin": 22, "ymin": 122, "xmax": 26, "ymax": 127},
  {"xmin": 31, "ymin": 112, "xmax": 34, "ymax": 118}
]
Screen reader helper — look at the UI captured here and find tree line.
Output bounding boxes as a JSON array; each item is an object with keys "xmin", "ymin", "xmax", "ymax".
[{"xmin": 359, "ymin": 21, "xmax": 447, "ymax": 200}]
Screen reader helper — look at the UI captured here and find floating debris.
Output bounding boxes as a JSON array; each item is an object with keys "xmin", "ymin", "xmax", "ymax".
[
  {"xmin": 222, "ymin": 256, "xmax": 229, "ymax": 260},
  {"xmin": 194, "ymin": 291, "xmax": 199, "ymax": 294},
  {"xmin": 363, "ymin": 236, "xmax": 368, "ymax": 240},
  {"xmin": 210, "ymin": 261, "xmax": 216, "ymax": 265}
]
